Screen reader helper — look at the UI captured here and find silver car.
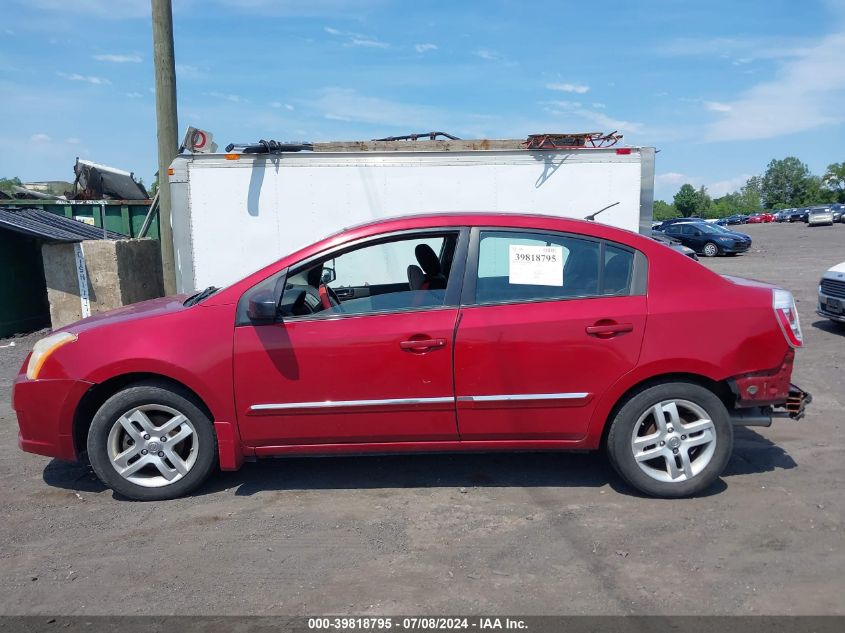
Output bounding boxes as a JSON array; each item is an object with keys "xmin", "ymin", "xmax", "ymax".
[{"xmin": 808, "ymin": 206, "xmax": 834, "ymax": 226}]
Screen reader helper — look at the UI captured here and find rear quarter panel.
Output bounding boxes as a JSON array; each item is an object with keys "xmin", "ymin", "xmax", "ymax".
[{"xmin": 583, "ymin": 243, "xmax": 788, "ymax": 447}]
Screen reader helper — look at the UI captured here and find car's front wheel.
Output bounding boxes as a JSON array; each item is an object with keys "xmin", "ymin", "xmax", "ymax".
[
  {"xmin": 702, "ymin": 242, "xmax": 719, "ymax": 257},
  {"xmin": 87, "ymin": 381, "xmax": 217, "ymax": 500},
  {"xmin": 606, "ymin": 382, "xmax": 733, "ymax": 498}
]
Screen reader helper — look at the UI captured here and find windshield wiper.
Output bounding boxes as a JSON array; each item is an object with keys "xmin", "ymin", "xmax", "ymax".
[{"xmin": 184, "ymin": 286, "xmax": 218, "ymax": 306}]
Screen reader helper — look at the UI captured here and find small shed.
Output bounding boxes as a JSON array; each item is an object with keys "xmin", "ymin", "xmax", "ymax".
[{"xmin": 0, "ymin": 206, "xmax": 124, "ymax": 338}]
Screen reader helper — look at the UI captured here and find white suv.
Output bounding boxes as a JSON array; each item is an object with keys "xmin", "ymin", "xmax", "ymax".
[
  {"xmin": 808, "ymin": 207, "xmax": 834, "ymax": 226},
  {"xmin": 818, "ymin": 262, "xmax": 845, "ymax": 323}
]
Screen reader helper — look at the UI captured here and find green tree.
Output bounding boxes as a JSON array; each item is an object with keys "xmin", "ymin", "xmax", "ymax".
[
  {"xmin": 761, "ymin": 157, "xmax": 812, "ymax": 208},
  {"xmin": 0, "ymin": 176, "xmax": 22, "ymax": 194},
  {"xmin": 822, "ymin": 162, "xmax": 845, "ymax": 203},
  {"xmin": 652, "ymin": 199, "xmax": 676, "ymax": 220},
  {"xmin": 739, "ymin": 176, "xmax": 762, "ymax": 212},
  {"xmin": 696, "ymin": 185, "xmax": 712, "ymax": 216},
  {"xmin": 673, "ymin": 183, "xmax": 699, "ymax": 217}
]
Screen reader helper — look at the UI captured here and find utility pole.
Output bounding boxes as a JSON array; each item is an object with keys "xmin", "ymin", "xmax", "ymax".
[{"xmin": 151, "ymin": 0, "xmax": 178, "ymax": 294}]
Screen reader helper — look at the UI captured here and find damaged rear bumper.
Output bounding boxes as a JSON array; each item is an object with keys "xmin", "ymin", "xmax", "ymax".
[{"xmin": 729, "ymin": 384, "xmax": 812, "ymax": 427}]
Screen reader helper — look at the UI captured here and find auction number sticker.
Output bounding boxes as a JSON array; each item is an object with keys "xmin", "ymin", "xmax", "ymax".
[{"xmin": 508, "ymin": 244, "xmax": 563, "ymax": 286}]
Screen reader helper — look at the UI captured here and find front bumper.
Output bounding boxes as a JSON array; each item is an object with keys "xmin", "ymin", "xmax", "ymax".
[
  {"xmin": 13, "ymin": 373, "xmax": 93, "ymax": 461},
  {"xmin": 818, "ymin": 292, "xmax": 845, "ymax": 322},
  {"xmin": 722, "ymin": 242, "xmax": 751, "ymax": 254}
]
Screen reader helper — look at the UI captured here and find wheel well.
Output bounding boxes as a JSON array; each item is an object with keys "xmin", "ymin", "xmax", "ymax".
[
  {"xmin": 599, "ymin": 372, "xmax": 733, "ymax": 450},
  {"xmin": 72, "ymin": 373, "xmax": 215, "ymax": 459}
]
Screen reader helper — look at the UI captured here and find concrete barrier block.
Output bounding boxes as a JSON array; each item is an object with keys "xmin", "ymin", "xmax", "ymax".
[{"xmin": 42, "ymin": 238, "xmax": 164, "ymax": 330}]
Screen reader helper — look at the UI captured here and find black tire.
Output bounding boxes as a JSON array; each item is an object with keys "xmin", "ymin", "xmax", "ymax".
[
  {"xmin": 702, "ymin": 242, "xmax": 719, "ymax": 257},
  {"xmin": 606, "ymin": 382, "xmax": 734, "ymax": 498},
  {"xmin": 87, "ymin": 380, "xmax": 217, "ymax": 501}
]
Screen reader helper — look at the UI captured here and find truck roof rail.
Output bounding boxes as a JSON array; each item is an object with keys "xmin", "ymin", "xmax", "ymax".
[
  {"xmin": 372, "ymin": 132, "xmax": 460, "ymax": 141},
  {"xmin": 224, "ymin": 140, "xmax": 314, "ymax": 153}
]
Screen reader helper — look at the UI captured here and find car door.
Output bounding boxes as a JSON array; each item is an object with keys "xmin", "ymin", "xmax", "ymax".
[
  {"xmin": 233, "ymin": 228, "xmax": 468, "ymax": 448},
  {"xmin": 453, "ymin": 228, "xmax": 647, "ymax": 440}
]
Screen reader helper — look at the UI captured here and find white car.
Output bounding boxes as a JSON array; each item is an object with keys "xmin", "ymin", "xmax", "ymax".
[
  {"xmin": 808, "ymin": 207, "xmax": 834, "ymax": 226},
  {"xmin": 818, "ymin": 262, "xmax": 845, "ymax": 323}
]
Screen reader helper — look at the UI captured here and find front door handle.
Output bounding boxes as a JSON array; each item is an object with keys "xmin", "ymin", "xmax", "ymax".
[
  {"xmin": 586, "ymin": 322, "xmax": 634, "ymax": 338},
  {"xmin": 399, "ymin": 338, "xmax": 447, "ymax": 352}
]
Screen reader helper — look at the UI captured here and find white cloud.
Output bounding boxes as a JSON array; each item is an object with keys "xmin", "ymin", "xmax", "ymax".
[
  {"xmin": 271, "ymin": 102, "xmax": 295, "ymax": 110},
  {"xmin": 65, "ymin": 137, "xmax": 81, "ymax": 144},
  {"xmin": 708, "ymin": 174, "xmax": 753, "ymax": 197},
  {"xmin": 415, "ymin": 43, "xmax": 438, "ymax": 53},
  {"xmin": 474, "ymin": 48, "xmax": 502, "ymax": 61},
  {"xmin": 347, "ymin": 37, "xmax": 389, "ymax": 49},
  {"xmin": 175, "ymin": 64, "xmax": 204, "ymax": 79},
  {"xmin": 655, "ymin": 172, "xmax": 689, "ymax": 187},
  {"xmin": 25, "ymin": 0, "xmax": 149, "ymax": 19},
  {"xmin": 93, "ymin": 53, "xmax": 142, "ymax": 63},
  {"xmin": 205, "ymin": 91, "xmax": 245, "ymax": 103},
  {"xmin": 125, "ymin": 91, "xmax": 142, "ymax": 98},
  {"xmin": 705, "ymin": 30, "xmax": 845, "ymax": 140},
  {"xmin": 592, "ymin": 102, "xmax": 606, "ymax": 109},
  {"xmin": 30, "ymin": 133, "xmax": 51, "ymax": 142},
  {"xmin": 309, "ymin": 87, "xmax": 441, "ymax": 126},
  {"xmin": 654, "ymin": 172, "xmax": 753, "ymax": 199},
  {"xmin": 543, "ymin": 100, "xmax": 644, "ymax": 134},
  {"xmin": 546, "ymin": 82, "xmax": 590, "ymax": 94},
  {"xmin": 704, "ymin": 101, "xmax": 732, "ymax": 112},
  {"xmin": 57, "ymin": 72, "xmax": 110, "ymax": 85},
  {"xmin": 324, "ymin": 26, "xmax": 341, "ymax": 35}
]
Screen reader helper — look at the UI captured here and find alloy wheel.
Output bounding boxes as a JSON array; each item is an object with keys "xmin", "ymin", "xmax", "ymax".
[
  {"xmin": 106, "ymin": 404, "xmax": 199, "ymax": 488},
  {"xmin": 630, "ymin": 399, "xmax": 717, "ymax": 483}
]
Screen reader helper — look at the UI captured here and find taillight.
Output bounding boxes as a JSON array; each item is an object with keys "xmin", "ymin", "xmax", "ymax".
[{"xmin": 773, "ymin": 288, "xmax": 803, "ymax": 348}]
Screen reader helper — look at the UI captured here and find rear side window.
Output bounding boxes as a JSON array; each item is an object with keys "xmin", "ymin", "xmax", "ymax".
[{"xmin": 472, "ymin": 230, "xmax": 637, "ymax": 304}]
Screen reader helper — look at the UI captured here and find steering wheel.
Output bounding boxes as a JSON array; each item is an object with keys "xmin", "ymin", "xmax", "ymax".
[{"xmin": 318, "ymin": 284, "xmax": 342, "ymax": 311}]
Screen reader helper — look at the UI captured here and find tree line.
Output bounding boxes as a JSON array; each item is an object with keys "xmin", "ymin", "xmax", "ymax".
[{"xmin": 654, "ymin": 158, "xmax": 845, "ymax": 220}]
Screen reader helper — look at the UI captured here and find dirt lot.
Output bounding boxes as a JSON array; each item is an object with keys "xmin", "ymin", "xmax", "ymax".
[{"xmin": 0, "ymin": 222, "xmax": 843, "ymax": 616}]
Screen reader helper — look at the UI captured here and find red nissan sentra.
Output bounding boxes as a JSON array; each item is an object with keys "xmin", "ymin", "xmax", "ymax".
[{"xmin": 13, "ymin": 213, "xmax": 810, "ymax": 500}]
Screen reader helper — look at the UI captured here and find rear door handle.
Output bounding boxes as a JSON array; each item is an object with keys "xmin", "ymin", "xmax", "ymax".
[
  {"xmin": 399, "ymin": 338, "xmax": 447, "ymax": 352},
  {"xmin": 586, "ymin": 322, "xmax": 634, "ymax": 337}
]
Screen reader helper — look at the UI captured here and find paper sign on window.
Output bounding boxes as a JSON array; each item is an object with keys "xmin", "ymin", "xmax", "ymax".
[{"xmin": 508, "ymin": 244, "xmax": 564, "ymax": 286}]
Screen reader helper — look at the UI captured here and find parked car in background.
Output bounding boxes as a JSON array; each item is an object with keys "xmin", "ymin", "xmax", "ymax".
[
  {"xmin": 818, "ymin": 261, "xmax": 845, "ymax": 324},
  {"xmin": 660, "ymin": 221, "xmax": 752, "ymax": 257},
  {"xmin": 724, "ymin": 214, "xmax": 746, "ymax": 225},
  {"xmin": 807, "ymin": 206, "xmax": 834, "ymax": 227},
  {"xmin": 830, "ymin": 204, "xmax": 844, "ymax": 223},
  {"xmin": 746, "ymin": 214, "xmax": 764, "ymax": 224},
  {"xmin": 655, "ymin": 216, "xmax": 704, "ymax": 230},
  {"xmin": 779, "ymin": 209, "xmax": 802, "ymax": 222},
  {"xmin": 13, "ymin": 212, "xmax": 808, "ymax": 500},
  {"xmin": 650, "ymin": 230, "xmax": 699, "ymax": 260},
  {"xmin": 715, "ymin": 217, "xmax": 729, "ymax": 226}
]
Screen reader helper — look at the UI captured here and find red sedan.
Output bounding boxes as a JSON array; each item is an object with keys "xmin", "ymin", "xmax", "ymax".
[
  {"xmin": 747, "ymin": 213, "xmax": 775, "ymax": 223},
  {"xmin": 13, "ymin": 213, "xmax": 809, "ymax": 500}
]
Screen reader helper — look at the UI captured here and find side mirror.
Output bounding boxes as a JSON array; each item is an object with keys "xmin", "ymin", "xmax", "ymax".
[
  {"xmin": 247, "ymin": 290, "xmax": 278, "ymax": 322},
  {"xmin": 321, "ymin": 266, "xmax": 336, "ymax": 284}
]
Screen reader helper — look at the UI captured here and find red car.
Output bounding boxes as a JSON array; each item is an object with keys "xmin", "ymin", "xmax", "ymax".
[
  {"xmin": 13, "ymin": 213, "xmax": 809, "ymax": 500},
  {"xmin": 747, "ymin": 213, "xmax": 775, "ymax": 223}
]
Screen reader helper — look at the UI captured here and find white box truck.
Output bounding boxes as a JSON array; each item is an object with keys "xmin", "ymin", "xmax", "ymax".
[{"xmin": 168, "ymin": 137, "xmax": 655, "ymax": 294}]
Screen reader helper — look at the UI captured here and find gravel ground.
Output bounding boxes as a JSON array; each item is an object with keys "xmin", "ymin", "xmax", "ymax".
[{"xmin": 0, "ymin": 221, "xmax": 842, "ymax": 616}]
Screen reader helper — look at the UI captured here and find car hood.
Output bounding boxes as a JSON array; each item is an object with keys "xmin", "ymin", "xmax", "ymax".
[
  {"xmin": 58, "ymin": 295, "xmax": 190, "ymax": 335},
  {"xmin": 721, "ymin": 231, "xmax": 751, "ymax": 240},
  {"xmin": 824, "ymin": 261, "xmax": 845, "ymax": 277}
]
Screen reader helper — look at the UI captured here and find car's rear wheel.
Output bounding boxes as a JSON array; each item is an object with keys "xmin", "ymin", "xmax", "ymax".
[
  {"xmin": 87, "ymin": 381, "xmax": 217, "ymax": 501},
  {"xmin": 606, "ymin": 382, "xmax": 733, "ymax": 498},
  {"xmin": 702, "ymin": 242, "xmax": 719, "ymax": 257}
]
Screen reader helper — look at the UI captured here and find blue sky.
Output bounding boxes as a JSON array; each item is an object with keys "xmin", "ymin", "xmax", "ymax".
[{"xmin": 1, "ymin": 0, "xmax": 844, "ymax": 201}]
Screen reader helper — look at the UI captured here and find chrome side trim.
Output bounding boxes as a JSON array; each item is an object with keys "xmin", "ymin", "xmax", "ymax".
[
  {"xmin": 249, "ymin": 396, "xmax": 454, "ymax": 412},
  {"xmin": 457, "ymin": 392, "xmax": 589, "ymax": 403}
]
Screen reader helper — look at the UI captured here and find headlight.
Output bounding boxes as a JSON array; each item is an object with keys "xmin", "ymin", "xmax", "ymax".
[{"xmin": 26, "ymin": 332, "xmax": 77, "ymax": 380}]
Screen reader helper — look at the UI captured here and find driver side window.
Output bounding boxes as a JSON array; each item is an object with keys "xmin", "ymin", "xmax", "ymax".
[{"xmin": 280, "ymin": 232, "xmax": 460, "ymax": 318}]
